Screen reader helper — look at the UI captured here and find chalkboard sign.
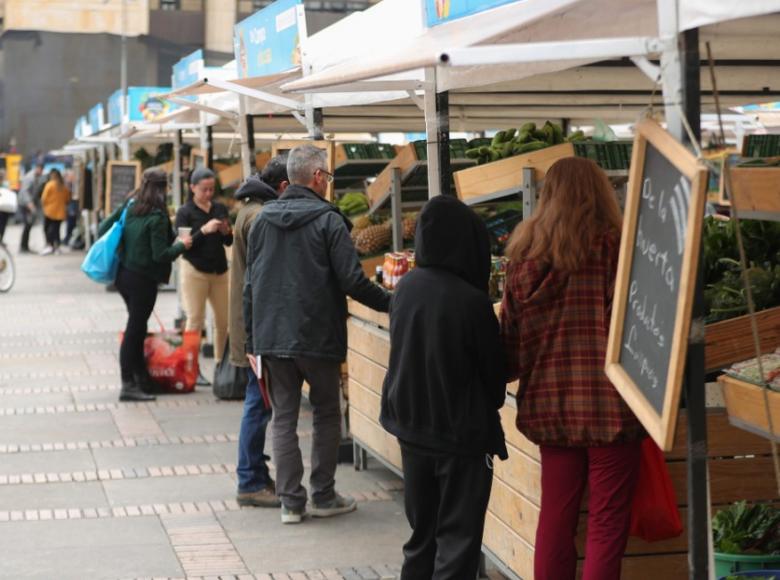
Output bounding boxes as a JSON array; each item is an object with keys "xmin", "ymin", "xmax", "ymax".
[
  {"xmin": 106, "ymin": 161, "xmax": 142, "ymax": 212},
  {"xmin": 606, "ymin": 119, "xmax": 707, "ymax": 450}
]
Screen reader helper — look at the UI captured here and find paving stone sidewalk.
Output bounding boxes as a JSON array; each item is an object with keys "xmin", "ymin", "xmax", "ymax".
[{"xmin": 0, "ymin": 225, "xmax": 409, "ymax": 580}]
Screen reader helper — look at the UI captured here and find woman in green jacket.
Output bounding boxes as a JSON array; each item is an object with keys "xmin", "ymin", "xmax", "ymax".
[{"xmin": 98, "ymin": 169, "xmax": 192, "ymax": 402}]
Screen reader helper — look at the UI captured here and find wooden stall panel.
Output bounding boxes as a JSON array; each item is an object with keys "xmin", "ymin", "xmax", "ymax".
[
  {"xmin": 350, "ymin": 408, "xmax": 402, "ymax": 470},
  {"xmin": 483, "ymin": 512, "xmax": 535, "ymax": 580},
  {"xmin": 347, "ymin": 319, "xmax": 390, "ymax": 367},
  {"xmin": 348, "ymin": 379, "xmax": 381, "ymax": 423},
  {"xmin": 348, "ymin": 301, "xmax": 390, "ymax": 330},
  {"xmin": 499, "ymin": 403, "xmax": 540, "ymax": 461},
  {"xmin": 488, "ymin": 477, "xmax": 540, "ymax": 548},
  {"xmin": 347, "ymin": 350, "xmax": 388, "ymax": 395},
  {"xmin": 668, "ymin": 409, "xmax": 774, "ymax": 459},
  {"xmin": 493, "ymin": 444, "xmax": 542, "ymax": 506}
]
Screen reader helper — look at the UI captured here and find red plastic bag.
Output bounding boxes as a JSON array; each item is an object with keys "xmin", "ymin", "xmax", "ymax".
[
  {"xmin": 143, "ymin": 330, "xmax": 200, "ymax": 394},
  {"xmin": 629, "ymin": 437, "xmax": 684, "ymax": 542}
]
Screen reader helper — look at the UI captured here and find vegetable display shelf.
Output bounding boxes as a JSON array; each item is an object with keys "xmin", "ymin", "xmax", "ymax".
[
  {"xmin": 333, "ymin": 143, "xmax": 397, "ymax": 191},
  {"xmin": 346, "ymin": 300, "xmax": 780, "ymax": 580},
  {"xmin": 728, "ymin": 166, "xmax": 780, "ymax": 221},
  {"xmin": 718, "ymin": 374, "xmax": 780, "ymax": 441},
  {"xmin": 705, "ymin": 306, "xmax": 780, "ymax": 372},
  {"xmin": 366, "ymin": 142, "xmax": 476, "ymax": 211},
  {"xmin": 453, "ymin": 141, "xmax": 631, "ymax": 205}
]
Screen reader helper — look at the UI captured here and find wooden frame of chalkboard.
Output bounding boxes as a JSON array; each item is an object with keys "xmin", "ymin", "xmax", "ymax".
[
  {"xmin": 606, "ymin": 119, "xmax": 708, "ymax": 451},
  {"xmin": 105, "ymin": 161, "xmax": 142, "ymax": 213}
]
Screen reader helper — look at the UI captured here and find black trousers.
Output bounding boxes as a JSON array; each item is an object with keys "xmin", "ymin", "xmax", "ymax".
[
  {"xmin": 0, "ymin": 212, "xmax": 8, "ymax": 244},
  {"xmin": 115, "ymin": 266, "xmax": 158, "ymax": 381},
  {"xmin": 20, "ymin": 207, "xmax": 35, "ymax": 251},
  {"xmin": 44, "ymin": 217, "xmax": 62, "ymax": 248},
  {"xmin": 400, "ymin": 444, "xmax": 493, "ymax": 580}
]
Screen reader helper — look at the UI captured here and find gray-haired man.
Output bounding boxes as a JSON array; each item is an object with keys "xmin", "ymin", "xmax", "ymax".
[{"xmin": 244, "ymin": 144, "xmax": 390, "ymax": 524}]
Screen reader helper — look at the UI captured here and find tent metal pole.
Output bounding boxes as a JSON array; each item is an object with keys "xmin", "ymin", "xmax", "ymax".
[
  {"xmin": 424, "ymin": 67, "xmax": 451, "ymax": 197},
  {"xmin": 173, "ymin": 130, "xmax": 183, "ymax": 209},
  {"xmin": 247, "ymin": 114, "xmax": 257, "ymax": 174},
  {"xmin": 238, "ymin": 95, "xmax": 253, "ymax": 180},
  {"xmin": 199, "ymin": 111, "xmax": 209, "ymax": 168},
  {"xmin": 307, "ymin": 107, "xmax": 324, "ymax": 140},
  {"xmin": 680, "ymin": 27, "xmax": 710, "ymax": 580},
  {"xmin": 206, "ymin": 125, "xmax": 214, "ymax": 170}
]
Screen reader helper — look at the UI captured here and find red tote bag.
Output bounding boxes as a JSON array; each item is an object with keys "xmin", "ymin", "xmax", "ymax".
[{"xmin": 629, "ymin": 437, "xmax": 684, "ymax": 542}]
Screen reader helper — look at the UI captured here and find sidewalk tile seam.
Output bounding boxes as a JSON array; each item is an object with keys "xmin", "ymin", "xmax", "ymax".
[{"xmin": 0, "ymin": 433, "xmax": 240, "ymax": 454}]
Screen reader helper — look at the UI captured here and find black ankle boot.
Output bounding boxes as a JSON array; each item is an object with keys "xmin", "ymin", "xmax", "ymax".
[
  {"xmin": 119, "ymin": 378, "xmax": 156, "ymax": 402},
  {"xmin": 133, "ymin": 370, "xmax": 162, "ymax": 395}
]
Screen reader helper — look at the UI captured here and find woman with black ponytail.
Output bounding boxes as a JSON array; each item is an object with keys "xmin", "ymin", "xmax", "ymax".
[{"xmin": 98, "ymin": 169, "xmax": 193, "ymax": 402}]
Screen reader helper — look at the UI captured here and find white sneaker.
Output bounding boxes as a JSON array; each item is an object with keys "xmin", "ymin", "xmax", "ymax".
[{"xmin": 39, "ymin": 246, "xmax": 54, "ymax": 256}]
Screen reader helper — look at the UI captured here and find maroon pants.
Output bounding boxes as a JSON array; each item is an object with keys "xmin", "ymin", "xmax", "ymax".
[{"xmin": 534, "ymin": 440, "xmax": 642, "ymax": 580}]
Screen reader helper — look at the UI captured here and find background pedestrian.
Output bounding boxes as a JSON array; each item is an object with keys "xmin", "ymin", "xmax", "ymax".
[
  {"xmin": 18, "ymin": 164, "xmax": 45, "ymax": 253},
  {"xmin": 98, "ymin": 168, "xmax": 192, "ymax": 402},
  {"xmin": 230, "ymin": 156, "xmax": 288, "ymax": 509},
  {"xmin": 175, "ymin": 167, "xmax": 232, "ymax": 363},
  {"xmin": 40, "ymin": 168, "xmax": 70, "ymax": 255},
  {"xmin": 500, "ymin": 157, "xmax": 644, "ymax": 580}
]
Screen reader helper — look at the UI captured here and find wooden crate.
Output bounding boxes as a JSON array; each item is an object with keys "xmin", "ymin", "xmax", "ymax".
[
  {"xmin": 729, "ymin": 166, "xmax": 780, "ymax": 213},
  {"xmin": 705, "ymin": 306, "xmax": 780, "ymax": 371},
  {"xmin": 719, "ymin": 374, "xmax": 780, "ymax": 441},
  {"xmin": 453, "ymin": 143, "xmax": 574, "ymax": 202},
  {"xmin": 366, "ymin": 143, "xmax": 419, "ymax": 208}
]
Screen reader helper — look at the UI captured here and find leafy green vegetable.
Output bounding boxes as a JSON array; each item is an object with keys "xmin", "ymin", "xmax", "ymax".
[
  {"xmin": 703, "ymin": 218, "xmax": 780, "ymax": 322},
  {"xmin": 713, "ymin": 501, "xmax": 780, "ymax": 555}
]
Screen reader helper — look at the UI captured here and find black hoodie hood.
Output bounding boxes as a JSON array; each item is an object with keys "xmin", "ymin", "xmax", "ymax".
[
  {"xmin": 261, "ymin": 184, "xmax": 349, "ymax": 231},
  {"xmin": 234, "ymin": 175, "xmax": 278, "ymax": 203},
  {"xmin": 415, "ymin": 195, "xmax": 491, "ymax": 293}
]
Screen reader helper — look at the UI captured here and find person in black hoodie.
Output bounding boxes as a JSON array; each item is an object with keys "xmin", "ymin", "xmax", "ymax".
[
  {"xmin": 381, "ymin": 195, "xmax": 508, "ymax": 579},
  {"xmin": 244, "ymin": 144, "xmax": 390, "ymax": 524}
]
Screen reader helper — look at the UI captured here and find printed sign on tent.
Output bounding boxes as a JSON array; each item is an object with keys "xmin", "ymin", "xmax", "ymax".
[
  {"xmin": 172, "ymin": 49, "xmax": 204, "ymax": 89},
  {"xmin": 89, "ymin": 103, "xmax": 106, "ymax": 134},
  {"xmin": 424, "ymin": 0, "xmax": 519, "ymax": 26},
  {"xmin": 127, "ymin": 87, "xmax": 176, "ymax": 123},
  {"xmin": 108, "ymin": 90, "xmax": 123, "ymax": 126},
  {"xmin": 233, "ymin": 0, "xmax": 303, "ymax": 79}
]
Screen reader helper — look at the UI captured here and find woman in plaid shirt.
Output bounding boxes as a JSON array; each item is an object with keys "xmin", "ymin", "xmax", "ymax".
[{"xmin": 500, "ymin": 157, "xmax": 645, "ymax": 580}]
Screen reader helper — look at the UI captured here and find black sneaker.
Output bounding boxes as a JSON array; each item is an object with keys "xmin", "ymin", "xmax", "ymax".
[
  {"xmin": 310, "ymin": 493, "xmax": 356, "ymax": 518},
  {"xmin": 281, "ymin": 504, "xmax": 306, "ymax": 524}
]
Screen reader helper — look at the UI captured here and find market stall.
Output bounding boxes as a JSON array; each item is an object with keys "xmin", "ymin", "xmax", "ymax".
[{"xmin": 284, "ymin": 0, "xmax": 780, "ymax": 578}]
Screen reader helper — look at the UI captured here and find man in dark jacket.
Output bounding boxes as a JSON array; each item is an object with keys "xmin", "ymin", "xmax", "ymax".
[
  {"xmin": 230, "ymin": 156, "xmax": 288, "ymax": 509},
  {"xmin": 244, "ymin": 144, "xmax": 390, "ymax": 524},
  {"xmin": 380, "ymin": 195, "xmax": 508, "ymax": 579}
]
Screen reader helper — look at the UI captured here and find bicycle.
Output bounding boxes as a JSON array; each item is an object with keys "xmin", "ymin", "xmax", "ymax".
[{"xmin": 0, "ymin": 242, "xmax": 15, "ymax": 292}]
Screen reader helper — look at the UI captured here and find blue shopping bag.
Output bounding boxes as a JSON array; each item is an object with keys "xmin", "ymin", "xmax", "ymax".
[{"xmin": 81, "ymin": 202, "xmax": 132, "ymax": 284}]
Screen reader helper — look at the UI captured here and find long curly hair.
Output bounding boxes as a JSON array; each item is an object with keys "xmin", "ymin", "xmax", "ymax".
[{"xmin": 506, "ymin": 157, "xmax": 622, "ymax": 271}]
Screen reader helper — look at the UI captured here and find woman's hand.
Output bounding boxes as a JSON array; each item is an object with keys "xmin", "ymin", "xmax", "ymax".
[
  {"xmin": 247, "ymin": 354, "xmax": 258, "ymax": 377},
  {"xmin": 201, "ymin": 218, "xmax": 222, "ymax": 235},
  {"xmin": 179, "ymin": 234, "xmax": 193, "ymax": 249},
  {"xmin": 218, "ymin": 219, "xmax": 231, "ymax": 235}
]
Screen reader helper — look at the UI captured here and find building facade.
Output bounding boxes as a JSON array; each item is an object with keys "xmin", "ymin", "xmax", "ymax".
[{"xmin": 0, "ymin": 0, "xmax": 373, "ymax": 157}]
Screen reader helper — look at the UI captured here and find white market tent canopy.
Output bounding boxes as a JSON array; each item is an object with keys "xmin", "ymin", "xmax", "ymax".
[{"xmin": 282, "ymin": 0, "xmax": 780, "ymax": 127}]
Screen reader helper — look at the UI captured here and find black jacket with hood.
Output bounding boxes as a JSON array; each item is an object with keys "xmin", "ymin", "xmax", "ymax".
[
  {"xmin": 380, "ymin": 196, "xmax": 508, "ymax": 459},
  {"xmin": 243, "ymin": 185, "xmax": 390, "ymax": 361}
]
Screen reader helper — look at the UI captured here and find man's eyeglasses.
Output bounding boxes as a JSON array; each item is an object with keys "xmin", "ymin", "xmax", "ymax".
[{"xmin": 316, "ymin": 168, "xmax": 334, "ymax": 184}]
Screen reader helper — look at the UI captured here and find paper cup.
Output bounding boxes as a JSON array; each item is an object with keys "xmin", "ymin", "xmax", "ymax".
[{"xmin": 177, "ymin": 227, "xmax": 192, "ymax": 237}]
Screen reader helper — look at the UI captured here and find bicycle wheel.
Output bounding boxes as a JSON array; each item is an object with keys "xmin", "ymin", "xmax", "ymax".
[{"xmin": 0, "ymin": 243, "xmax": 15, "ymax": 292}]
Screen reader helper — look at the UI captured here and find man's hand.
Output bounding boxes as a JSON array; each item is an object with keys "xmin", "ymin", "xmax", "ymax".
[{"xmin": 247, "ymin": 354, "xmax": 258, "ymax": 377}]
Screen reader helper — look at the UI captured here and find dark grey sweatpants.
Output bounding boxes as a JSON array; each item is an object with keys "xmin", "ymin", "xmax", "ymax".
[{"xmin": 264, "ymin": 356, "xmax": 342, "ymax": 510}]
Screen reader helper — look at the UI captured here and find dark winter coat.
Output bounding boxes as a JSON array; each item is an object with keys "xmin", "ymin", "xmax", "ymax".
[
  {"xmin": 380, "ymin": 195, "xmax": 508, "ymax": 459},
  {"xmin": 243, "ymin": 185, "xmax": 390, "ymax": 361}
]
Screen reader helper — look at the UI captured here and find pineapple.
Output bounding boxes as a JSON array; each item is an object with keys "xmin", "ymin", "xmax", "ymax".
[
  {"xmin": 402, "ymin": 214, "xmax": 417, "ymax": 241},
  {"xmin": 352, "ymin": 215, "xmax": 372, "ymax": 231},
  {"xmin": 353, "ymin": 223, "xmax": 392, "ymax": 255}
]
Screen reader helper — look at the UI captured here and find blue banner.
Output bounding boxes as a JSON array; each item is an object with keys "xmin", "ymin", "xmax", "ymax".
[
  {"xmin": 172, "ymin": 49, "xmax": 204, "ymax": 89},
  {"xmin": 75, "ymin": 116, "xmax": 88, "ymax": 139},
  {"xmin": 108, "ymin": 90, "xmax": 123, "ymax": 126},
  {"xmin": 233, "ymin": 0, "xmax": 302, "ymax": 79},
  {"xmin": 88, "ymin": 103, "xmax": 105, "ymax": 134},
  {"xmin": 425, "ymin": 0, "xmax": 519, "ymax": 26},
  {"xmin": 127, "ymin": 87, "xmax": 176, "ymax": 122}
]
